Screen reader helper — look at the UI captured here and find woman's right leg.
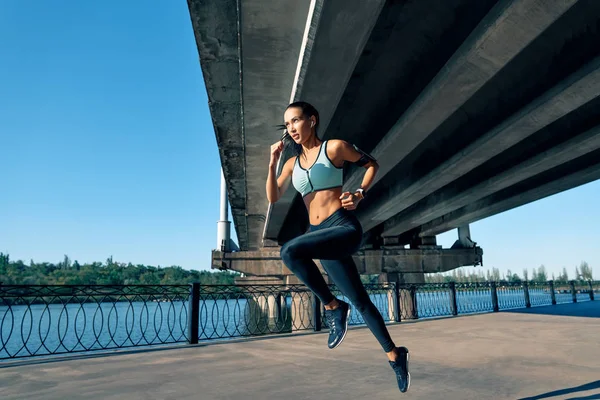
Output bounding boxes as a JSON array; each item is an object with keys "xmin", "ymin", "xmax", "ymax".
[
  {"xmin": 280, "ymin": 235, "xmax": 336, "ymax": 305},
  {"xmin": 320, "ymin": 256, "xmax": 395, "ymax": 353},
  {"xmin": 280, "ymin": 220, "xmax": 364, "ymax": 303}
]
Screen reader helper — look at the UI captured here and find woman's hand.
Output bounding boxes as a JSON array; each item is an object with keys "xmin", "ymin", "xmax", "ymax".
[
  {"xmin": 270, "ymin": 141, "xmax": 285, "ymax": 168},
  {"xmin": 339, "ymin": 191, "xmax": 364, "ymax": 210}
]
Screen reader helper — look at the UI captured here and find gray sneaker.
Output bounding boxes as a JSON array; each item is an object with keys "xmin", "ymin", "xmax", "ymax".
[{"xmin": 324, "ymin": 300, "xmax": 351, "ymax": 349}]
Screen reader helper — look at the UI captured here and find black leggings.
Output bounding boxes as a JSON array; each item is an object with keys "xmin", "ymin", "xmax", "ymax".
[{"xmin": 280, "ymin": 208, "xmax": 395, "ymax": 353}]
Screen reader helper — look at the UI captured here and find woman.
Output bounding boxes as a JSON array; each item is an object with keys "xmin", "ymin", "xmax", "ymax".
[{"xmin": 265, "ymin": 101, "xmax": 410, "ymax": 393}]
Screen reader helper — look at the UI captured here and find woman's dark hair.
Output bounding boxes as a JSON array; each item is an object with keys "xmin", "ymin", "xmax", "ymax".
[{"xmin": 276, "ymin": 101, "xmax": 320, "ymax": 157}]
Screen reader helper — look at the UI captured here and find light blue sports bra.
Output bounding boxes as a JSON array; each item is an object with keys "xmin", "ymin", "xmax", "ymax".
[{"xmin": 291, "ymin": 141, "xmax": 343, "ymax": 197}]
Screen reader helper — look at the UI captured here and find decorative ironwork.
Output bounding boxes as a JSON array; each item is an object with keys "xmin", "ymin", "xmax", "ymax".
[
  {"xmin": 592, "ymin": 281, "xmax": 600, "ymax": 300},
  {"xmin": 324, "ymin": 283, "xmax": 395, "ymax": 327},
  {"xmin": 454, "ymin": 282, "xmax": 494, "ymax": 314},
  {"xmin": 195, "ymin": 284, "xmax": 312, "ymax": 340},
  {"xmin": 411, "ymin": 283, "xmax": 453, "ymax": 319},
  {"xmin": 527, "ymin": 282, "xmax": 553, "ymax": 307},
  {"xmin": 553, "ymin": 281, "xmax": 575, "ymax": 304},
  {"xmin": 496, "ymin": 282, "xmax": 527, "ymax": 310},
  {"xmin": 0, "ymin": 285, "xmax": 190, "ymax": 359},
  {"xmin": 573, "ymin": 281, "xmax": 592, "ymax": 302},
  {"xmin": 2, "ymin": 280, "xmax": 598, "ymax": 360}
]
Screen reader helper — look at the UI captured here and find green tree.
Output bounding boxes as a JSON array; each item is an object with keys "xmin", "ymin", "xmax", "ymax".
[
  {"xmin": 557, "ymin": 267, "xmax": 569, "ymax": 282},
  {"xmin": 535, "ymin": 265, "xmax": 548, "ymax": 283},
  {"xmin": 0, "ymin": 252, "xmax": 10, "ymax": 268},
  {"xmin": 491, "ymin": 268, "xmax": 500, "ymax": 281},
  {"xmin": 579, "ymin": 261, "xmax": 593, "ymax": 281},
  {"xmin": 61, "ymin": 255, "xmax": 71, "ymax": 270},
  {"xmin": 0, "ymin": 254, "xmax": 241, "ymax": 285}
]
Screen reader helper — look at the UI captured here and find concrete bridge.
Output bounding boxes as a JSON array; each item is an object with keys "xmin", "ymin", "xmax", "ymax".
[{"xmin": 186, "ymin": 0, "xmax": 600, "ymax": 282}]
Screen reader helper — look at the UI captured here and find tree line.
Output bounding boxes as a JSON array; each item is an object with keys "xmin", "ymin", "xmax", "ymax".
[
  {"xmin": 425, "ymin": 262, "xmax": 594, "ymax": 283},
  {"xmin": 0, "ymin": 253, "xmax": 595, "ymax": 286},
  {"xmin": 0, "ymin": 253, "xmax": 239, "ymax": 285}
]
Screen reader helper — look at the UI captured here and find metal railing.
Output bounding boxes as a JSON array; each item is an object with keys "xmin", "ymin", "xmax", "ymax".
[
  {"xmin": 1, "ymin": 280, "xmax": 597, "ymax": 359},
  {"xmin": 0, "ymin": 285, "xmax": 190, "ymax": 359}
]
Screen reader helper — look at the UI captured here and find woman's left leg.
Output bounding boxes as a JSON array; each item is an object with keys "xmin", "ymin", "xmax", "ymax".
[{"xmin": 322, "ymin": 256, "xmax": 411, "ymax": 393}]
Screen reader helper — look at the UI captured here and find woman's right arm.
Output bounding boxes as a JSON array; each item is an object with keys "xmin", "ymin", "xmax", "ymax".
[{"xmin": 266, "ymin": 142, "xmax": 295, "ymax": 203}]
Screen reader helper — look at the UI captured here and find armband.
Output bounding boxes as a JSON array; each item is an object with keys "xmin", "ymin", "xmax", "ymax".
[{"xmin": 352, "ymin": 144, "xmax": 376, "ymax": 167}]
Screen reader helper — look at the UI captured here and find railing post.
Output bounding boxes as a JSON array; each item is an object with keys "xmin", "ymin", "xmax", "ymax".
[
  {"xmin": 589, "ymin": 281, "xmax": 595, "ymax": 301},
  {"xmin": 549, "ymin": 280, "xmax": 557, "ymax": 305},
  {"xmin": 449, "ymin": 282, "xmax": 458, "ymax": 316},
  {"xmin": 393, "ymin": 282, "xmax": 401, "ymax": 322},
  {"xmin": 523, "ymin": 281, "xmax": 531, "ymax": 308},
  {"xmin": 275, "ymin": 292, "xmax": 284, "ymax": 329},
  {"xmin": 410, "ymin": 285, "xmax": 419, "ymax": 319},
  {"xmin": 491, "ymin": 281, "xmax": 499, "ymax": 312},
  {"xmin": 188, "ymin": 282, "xmax": 200, "ymax": 344},
  {"xmin": 570, "ymin": 280, "xmax": 577, "ymax": 303},
  {"xmin": 312, "ymin": 295, "xmax": 322, "ymax": 332}
]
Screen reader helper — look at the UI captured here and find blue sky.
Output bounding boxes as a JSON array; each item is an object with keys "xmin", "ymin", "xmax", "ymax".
[{"xmin": 1, "ymin": 0, "xmax": 598, "ymax": 280}]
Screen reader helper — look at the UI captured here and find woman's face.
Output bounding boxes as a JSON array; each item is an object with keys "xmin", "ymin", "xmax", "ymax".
[{"xmin": 284, "ymin": 107, "xmax": 315, "ymax": 145}]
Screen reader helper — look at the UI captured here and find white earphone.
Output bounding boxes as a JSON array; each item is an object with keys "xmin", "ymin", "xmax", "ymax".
[{"xmin": 310, "ymin": 121, "xmax": 314, "ymax": 128}]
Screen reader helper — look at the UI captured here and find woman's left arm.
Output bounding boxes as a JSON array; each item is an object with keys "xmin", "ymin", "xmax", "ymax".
[{"xmin": 332, "ymin": 140, "xmax": 379, "ymax": 210}]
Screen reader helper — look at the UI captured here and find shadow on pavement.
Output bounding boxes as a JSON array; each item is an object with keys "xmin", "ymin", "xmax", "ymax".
[
  {"xmin": 519, "ymin": 380, "xmax": 600, "ymax": 400},
  {"xmin": 567, "ymin": 394, "xmax": 600, "ymax": 400},
  {"xmin": 503, "ymin": 301, "xmax": 600, "ymax": 318}
]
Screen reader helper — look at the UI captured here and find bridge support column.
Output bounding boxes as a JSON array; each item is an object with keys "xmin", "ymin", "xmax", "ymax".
[
  {"xmin": 235, "ymin": 276, "xmax": 290, "ymax": 334},
  {"xmin": 290, "ymin": 289, "xmax": 314, "ymax": 331},
  {"xmin": 244, "ymin": 293, "xmax": 290, "ymax": 335},
  {"xmin": 452, "ymin": 225, "xmax": 476, "ymax": 249},
  {"xmin": 216, "ymin": 169, "xmax": 239, "ymax": 252},
  {"xmin": 285, "ymin": 275, "xmax": 329, "ymax": 332},
  {"xmin": 378, "ymin": 273, "xmax": 398, "ymax": 322},
  {"xmin": 378, "ymin": 272, "xmax": 422, "ymax": 321}
]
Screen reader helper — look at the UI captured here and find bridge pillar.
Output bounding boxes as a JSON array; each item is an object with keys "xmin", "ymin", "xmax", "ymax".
[
  {"xmin": 452, "ymin": 225, "xmax": 476, "ymax": 249},
  {"xmin": 378, "ymin": 273, "xmax": 398, "ymax": 322},
  {"xmin": 245, "ymin": 294, "xmax": 290, "ymax": 335},
  {"xmin": 235, "ymin": 276, "xmax": 290, "ymax": 335},
  {"xmin": 289, "ymin": 292, "xmax": 312, "ymax": 331},
  {"xmin": 378, "ymin": 272, "xmax": 422, "ymax": 321},
  {"xmin": 236, "ymin": 274, "xmax": 336, "ymax": 333},
  {"xmin": 245, "ymin": 293, "xmax": 288, "ymax": 334},
  {"xmin": 285, "ymin": 275, "xmax": 321, "ymax": 331}
]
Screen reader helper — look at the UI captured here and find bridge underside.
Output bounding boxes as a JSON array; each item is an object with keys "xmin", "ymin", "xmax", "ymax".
[{"xmin": 188, "ymin": 0, "xmax": 600, "ymax": 280}]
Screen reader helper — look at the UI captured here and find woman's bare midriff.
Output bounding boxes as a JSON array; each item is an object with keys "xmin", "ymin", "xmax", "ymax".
[{"xmin": 303, "ymin": 187, "xmax": 344, "ymax": 225}]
